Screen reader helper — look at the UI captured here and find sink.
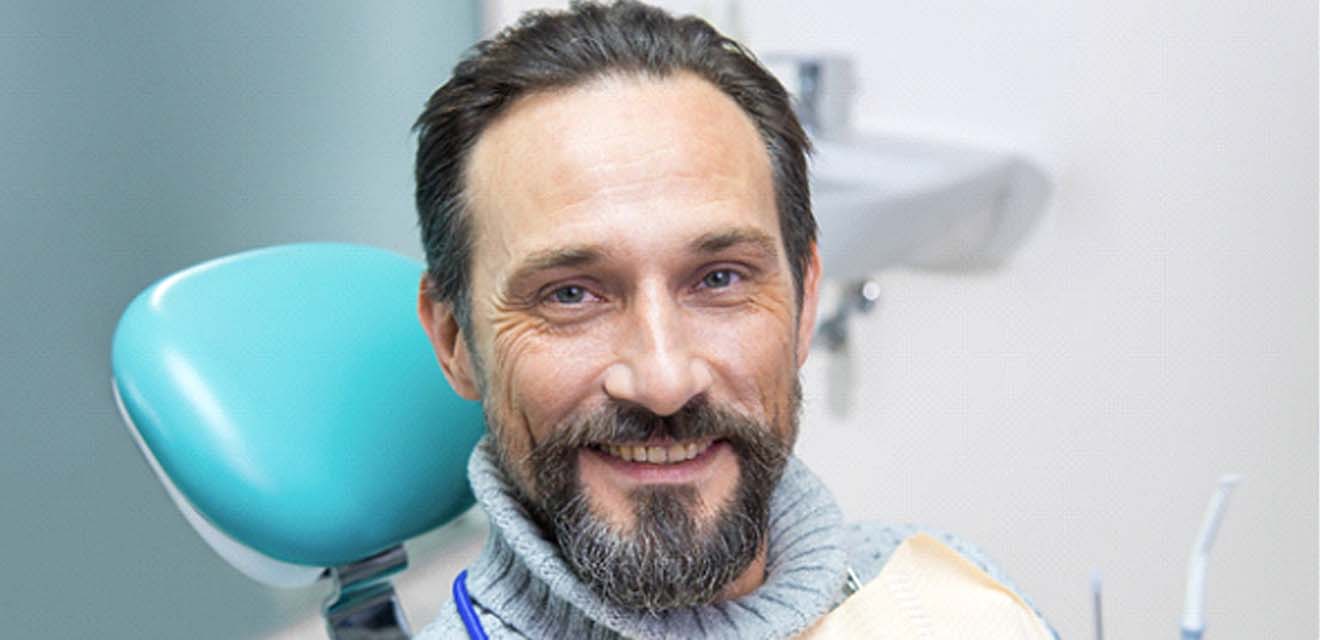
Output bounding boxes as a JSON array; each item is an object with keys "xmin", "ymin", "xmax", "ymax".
[{"xmin": 809, "ymin": 133, "xmax": 1052, "ymax": 281}]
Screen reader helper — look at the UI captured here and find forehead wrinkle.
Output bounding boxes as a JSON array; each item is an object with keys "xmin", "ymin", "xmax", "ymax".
[
  {"xmin": 568, "ymin": 119, "xmax": 764, "ymax": 209},
  {"xmin": 513, "ymin": 131, "xmax": 760, "ymax": 225}
]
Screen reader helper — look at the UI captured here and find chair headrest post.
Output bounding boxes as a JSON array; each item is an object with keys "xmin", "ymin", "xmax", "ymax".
[{"xmin": 324, "ymin": 544, "xmax": 411, "ymax": 640}]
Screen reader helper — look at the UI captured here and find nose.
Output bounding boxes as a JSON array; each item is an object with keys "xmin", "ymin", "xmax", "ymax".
[{"xmin": 603, "ymin": 285, "xmax": 713, "ymax": 416}]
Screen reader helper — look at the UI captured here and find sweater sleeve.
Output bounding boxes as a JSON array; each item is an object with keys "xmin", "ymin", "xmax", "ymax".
[{"xmin": 843, "ymin": 521, "xmax": 1060, "ymax": 640}]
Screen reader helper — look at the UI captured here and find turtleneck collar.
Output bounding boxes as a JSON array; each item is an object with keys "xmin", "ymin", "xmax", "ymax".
[{"xmin": 464, "ymin": 436, "xmax": 849, "ymax": 639}]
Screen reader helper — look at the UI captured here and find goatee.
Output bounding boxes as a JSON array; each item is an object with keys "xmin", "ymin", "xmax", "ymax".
[{"xmin": 487, "ymin": 391, "xmax": 797, "ymax": 612}]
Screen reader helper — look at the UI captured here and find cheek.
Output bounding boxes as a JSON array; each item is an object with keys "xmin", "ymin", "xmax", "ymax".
[
  {"xmin": 696, "ymin": 305, "xmax": 800, "ymax": 420},
  {"xmin": 486, "ymin": 315, "xmax": 618, "ymax": 442}
]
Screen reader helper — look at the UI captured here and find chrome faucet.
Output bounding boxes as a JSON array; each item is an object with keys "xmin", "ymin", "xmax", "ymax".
[{"xmin": 763, "ymin": 54, "xmax": 856, "ymax": 140}]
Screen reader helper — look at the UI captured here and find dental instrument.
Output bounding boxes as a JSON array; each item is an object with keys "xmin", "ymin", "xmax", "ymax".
[
  {"xmin": 1180, "ymin": 474, "xmax": 1243, "ymax": 639},
  {"xmin": 1091, "ymin": 569, "xmax": 1103, "ymax": 640}
]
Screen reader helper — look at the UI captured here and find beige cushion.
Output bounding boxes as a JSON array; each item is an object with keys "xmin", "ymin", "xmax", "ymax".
[{"xmin": 799, "ymin": 533, "xmax": 1052, "ymax": 639}]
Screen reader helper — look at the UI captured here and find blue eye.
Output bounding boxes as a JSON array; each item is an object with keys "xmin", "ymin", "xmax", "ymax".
[
  {"xmin": 550, "ymin": 285, "xmax": 587, "ymax": 304},
  {"xmin": 701, "ymin": 269, "xmax": 738, "ymax": 289}
]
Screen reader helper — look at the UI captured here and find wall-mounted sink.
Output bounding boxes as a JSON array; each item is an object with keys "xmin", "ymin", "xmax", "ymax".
[
  {"xmin": 763, "ymin": 53, "xmax": 1052, "ymax": 282},
  {"xmin": 810, "ymin": 133, "xmax": 1052, "ymax": 282}
]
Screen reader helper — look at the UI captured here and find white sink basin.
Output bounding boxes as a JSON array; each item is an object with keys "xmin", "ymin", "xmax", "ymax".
[{"xmin": 809, "ymin": 134, "xmax": 1052, "ymax": 281}]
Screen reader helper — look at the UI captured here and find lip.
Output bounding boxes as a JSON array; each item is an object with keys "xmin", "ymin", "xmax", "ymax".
[{"xmin": 580, "ymin": 439, "xmax": 731, "ymax": 485}]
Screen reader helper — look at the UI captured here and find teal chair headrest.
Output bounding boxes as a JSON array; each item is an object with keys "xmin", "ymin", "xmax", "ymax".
[{"xmin": 111, "ymin": 243, "xmax": 484, "ymax": 574}]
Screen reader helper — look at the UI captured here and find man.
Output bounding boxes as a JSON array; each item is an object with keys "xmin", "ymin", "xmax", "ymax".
[{"xmin": 414, "ymin": 2, "xmax": 1048, "ymax": 637}]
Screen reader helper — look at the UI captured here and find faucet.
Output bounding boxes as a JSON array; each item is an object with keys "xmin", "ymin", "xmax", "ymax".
[{"xmin": 763, "ymin": 54, "xmax": 856, "ymax": 140}]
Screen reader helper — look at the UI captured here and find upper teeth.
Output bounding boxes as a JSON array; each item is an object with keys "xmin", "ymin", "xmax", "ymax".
[{"xmin": 600, "ymin": 441, "xmax": 710, "ymax": 464}]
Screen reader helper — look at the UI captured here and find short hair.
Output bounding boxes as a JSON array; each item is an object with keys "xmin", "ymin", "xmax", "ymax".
[{"xmin": 414, "ymin": 0, "xmax": 815, "ymax": 330}]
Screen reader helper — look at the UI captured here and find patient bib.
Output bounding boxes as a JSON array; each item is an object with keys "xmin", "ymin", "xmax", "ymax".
[{"xmin": 799, "ymin": 533, "xmax": 1052, "ymax": 639}]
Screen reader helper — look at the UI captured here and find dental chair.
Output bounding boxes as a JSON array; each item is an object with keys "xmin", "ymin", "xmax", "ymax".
[{"xmin": 111, "ymin": 243, "xmax": 485, "ymax": 639}]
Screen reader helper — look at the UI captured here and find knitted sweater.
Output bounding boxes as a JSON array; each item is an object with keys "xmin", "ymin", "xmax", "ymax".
[{"xmin": 418, "ymin": 438, "xmax": 1047, "ymax": 639}]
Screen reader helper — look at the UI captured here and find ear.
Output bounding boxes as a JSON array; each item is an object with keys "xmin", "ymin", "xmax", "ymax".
[
  {"xmin": 417, "ymin": 276, "xmax": 481, "ymax": 400},
  {"xmin": 795, "ymin": 244, "xmax": 823, "ymax": 368}
]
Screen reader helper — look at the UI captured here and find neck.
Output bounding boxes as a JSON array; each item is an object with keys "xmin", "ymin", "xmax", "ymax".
[{"xmin": 718, "ymin": 541, "xmax": 768, "ymax": 601}]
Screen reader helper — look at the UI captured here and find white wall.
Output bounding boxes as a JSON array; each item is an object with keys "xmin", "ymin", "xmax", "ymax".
[{"xmin": 484, "ymin": 1, "xmax": 1318, "ymax": 637}]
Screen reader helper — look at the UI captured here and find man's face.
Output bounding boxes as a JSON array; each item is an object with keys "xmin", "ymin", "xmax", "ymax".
[{"xmin": 421, "ymin": 72, "xmax": 819, "ymax": 609}]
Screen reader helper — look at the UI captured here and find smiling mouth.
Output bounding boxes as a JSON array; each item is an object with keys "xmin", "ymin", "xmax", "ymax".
[{"xmin": 590, "ymin": 439, "xmax": 718, "ymax": 465}]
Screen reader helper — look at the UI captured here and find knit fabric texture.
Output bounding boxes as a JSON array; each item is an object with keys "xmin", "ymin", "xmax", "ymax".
[{"xmin": 417, "ymin": 437, "xmax": 1047, "ymax": 639}]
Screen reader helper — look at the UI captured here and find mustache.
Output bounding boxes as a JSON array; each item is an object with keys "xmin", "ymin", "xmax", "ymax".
[
  {"xmin": 521, "ymin": 397, "xmax": 787, "ymax": 501},
  {"xmin": 546, "ymin": 397, "xmax": 751, "ymax": 447}
]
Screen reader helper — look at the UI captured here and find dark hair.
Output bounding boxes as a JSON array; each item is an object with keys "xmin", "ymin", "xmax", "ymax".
[{"xmin": 414, "ymin": 0, "xmax": 814, "ymax": 330}]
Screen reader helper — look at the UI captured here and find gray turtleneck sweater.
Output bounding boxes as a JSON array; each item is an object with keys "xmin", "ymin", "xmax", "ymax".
[{"xmin": 418, "ymin": 438, "xmax": 1050, "ymax": 639}]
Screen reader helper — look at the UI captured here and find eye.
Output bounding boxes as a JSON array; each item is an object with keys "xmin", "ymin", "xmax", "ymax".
[
  {"xmin": 700, "ymin": 269, "xmax": 740, "ymax": 289},
  {"xmin": 549, "ymin": 284, "xmax": 589, "ymax": 304},
  {"xmin": 535, "ymin": 282, "xmax": 607, "ymax": 324}
]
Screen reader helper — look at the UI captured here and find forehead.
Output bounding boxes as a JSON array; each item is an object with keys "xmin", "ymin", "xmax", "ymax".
[{"xmin": 463, "ymin": 72, "xmax": 780, "ymax": 273}]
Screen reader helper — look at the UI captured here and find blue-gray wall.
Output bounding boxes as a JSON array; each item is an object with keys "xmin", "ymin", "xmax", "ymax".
[{"xmin": 1, "ymin": 3, "xmax": 479, "ymax": 637}]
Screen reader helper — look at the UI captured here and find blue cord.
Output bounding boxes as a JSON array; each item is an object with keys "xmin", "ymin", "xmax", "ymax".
[{"xmin": 453, "ymin": 570, "xmax": 489, "ymax": 640}]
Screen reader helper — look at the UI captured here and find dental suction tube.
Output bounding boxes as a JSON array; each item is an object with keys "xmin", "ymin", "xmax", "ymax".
[{"xmin": 1181, "ymin": 474, "xmax": 1243, "ymax": 639}]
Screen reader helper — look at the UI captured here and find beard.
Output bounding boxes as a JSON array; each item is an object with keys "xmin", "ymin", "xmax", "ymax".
[{"xmin": 485, "ymin": 386, "xmax": 799, "ymax": 613}]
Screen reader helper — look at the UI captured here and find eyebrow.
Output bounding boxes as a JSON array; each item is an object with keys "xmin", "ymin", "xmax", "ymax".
[
  {"xmin": 503, "ymin": 228, "xmax": 780, "ymax": 289},
  {"xmin": 505, "ymin": 245, "xmax": 607, "ymax": 288},
  {"xmin": 690, "ymin": 228, "xmax": 780, "ymax": 258}
]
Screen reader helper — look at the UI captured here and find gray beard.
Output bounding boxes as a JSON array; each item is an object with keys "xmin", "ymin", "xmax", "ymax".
[{"xmin": 488, "ymin": 392, "xmax": 797, "ymax": 612}]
